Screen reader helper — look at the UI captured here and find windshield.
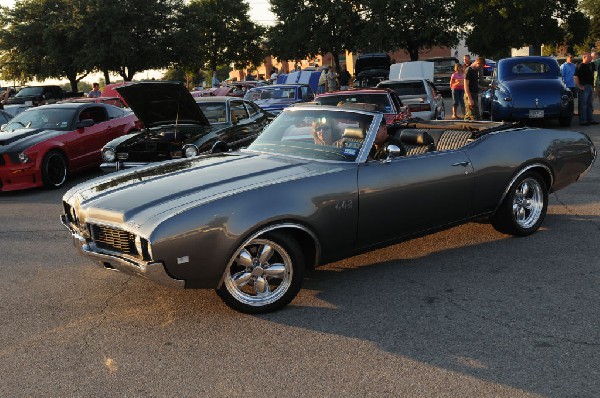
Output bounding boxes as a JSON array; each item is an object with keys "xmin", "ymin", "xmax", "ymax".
[
  {"xmin": 1, "ymin": 107, "xmax": 74, "ymax": 132},
  {"xmin": 379, "ymin": 81, "xmax": 426, "ymax": 96},
  {"xmin": 15, "ymin": 87, "xmax": 44, "ymax": 97},
  {"xmin": 244, "ymin": 87, "xmax": 296, "ymax": 101},
  {"xmin": 197, "ymin": 102, "xmax": 227, "ymax": 123},
  {"xmin": 247, "ymin": 109, "xmax": 374, "ymax": 162},
  {"xmin": 316, "ymin": 94, "xmax": 392, "ymax": 113}
]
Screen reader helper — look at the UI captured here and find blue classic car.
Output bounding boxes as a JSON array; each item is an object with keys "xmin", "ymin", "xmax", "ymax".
[
  {"xmin": 481, "ymin": 56, "xmax": 573, "ymax": 126},
  {"xmin": 243, "ymin": 84, "xmax": 315, "ymax": 115}
]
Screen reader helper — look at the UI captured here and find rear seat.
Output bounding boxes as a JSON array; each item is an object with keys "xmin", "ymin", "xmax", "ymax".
[
  {"xmin": 397, "ymin": 129, "xmax": 435, "ymax": 155},
  {"xmin": 436, "ymin": 130, "xmax": 473, "ymax": 151}
]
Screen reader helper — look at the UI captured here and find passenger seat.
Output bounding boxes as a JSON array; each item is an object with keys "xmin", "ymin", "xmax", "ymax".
[{"xmin": 398, "ymin": 129, "xmax": 435, "ymax": 155}]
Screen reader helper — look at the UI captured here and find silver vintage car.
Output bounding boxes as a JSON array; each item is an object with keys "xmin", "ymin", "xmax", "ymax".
[{"xmin": 61, "ymin": 106, "xmax": 596, "ymax": 313}]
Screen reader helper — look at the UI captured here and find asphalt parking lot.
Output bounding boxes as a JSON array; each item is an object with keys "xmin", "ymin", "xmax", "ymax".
[{"xmin": 1, "ymin": 105, "xmax": 599, "ymax": 397}]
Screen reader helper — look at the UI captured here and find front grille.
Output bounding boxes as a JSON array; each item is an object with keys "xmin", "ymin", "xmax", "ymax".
[{"xmin": 90, "ymin": 224, "xmax": 137, "ymax": 255}]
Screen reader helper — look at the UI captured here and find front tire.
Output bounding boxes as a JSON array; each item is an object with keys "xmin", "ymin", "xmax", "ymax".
[
  {"xmin": 491, "ymin": 171, "xmax": 548, "ymax": 236},
  {"xmin": 217, "ymin": 232, "xmax": 305, "ymax": 314},
  {"xmin": 41, "ymin": 150, "xmax": 67, "ymax": 189}
]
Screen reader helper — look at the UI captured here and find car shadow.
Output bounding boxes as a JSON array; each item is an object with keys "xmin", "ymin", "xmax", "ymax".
[{"xmin": 257, "ymin": 214, "xmax": 600, "ymax": 396}]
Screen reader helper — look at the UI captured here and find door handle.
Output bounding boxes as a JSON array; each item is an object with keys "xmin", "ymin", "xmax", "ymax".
[{"xmin": 452, "ymin": 161, "xmax": 471, "ymax": 167}]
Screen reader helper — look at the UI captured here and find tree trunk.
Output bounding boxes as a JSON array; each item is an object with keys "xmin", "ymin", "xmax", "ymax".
[{"xmin": 103, "ymin": 69, "xmax": 111, "ymax": 85}]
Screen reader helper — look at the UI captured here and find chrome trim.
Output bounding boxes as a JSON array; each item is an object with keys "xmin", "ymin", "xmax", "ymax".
[
  {"xmin": 217, "ymin": 223, "xmax": 321, "ymax": 288},
  {"xmin": 60, "ymin": 215, "xmax": 184, "ymax": 289}
]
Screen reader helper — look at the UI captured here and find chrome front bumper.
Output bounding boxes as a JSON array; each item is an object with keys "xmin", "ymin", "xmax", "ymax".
[
  {"xmin": 100, "ymin": 161, "xmax": 149, "ymax": 173},
  {"xmin": 60, "ymin": 215, "xmax": 184, "ymax": 289}
]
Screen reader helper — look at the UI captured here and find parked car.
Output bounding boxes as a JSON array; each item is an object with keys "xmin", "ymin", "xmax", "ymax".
[
  {"xmin": 480, "ymin": 56, "xmax": 574, "ymax": 126},
  {"xmin": 314, "ymin": 88, "xmax": 411, "ymax": 124},
  {"xmin": 377, "ymin": 79, "xmax": 445, "ymax": 120},
  {"xmin": 425, "ymin": 56, "xmax": 459, "ymax": 92},
  {"xmin": 59, "ymin": 96, "xmax": 127, "ymax": 108},
  {"xmin": 352, "ymin": 53, "xmax": 392, "ymax": 88},
  {"xmin": 483, "ymin": 59, "xmax": 497, "ymax": 77},
  {"xmin": 61, "ymin": 105, "xmax": 595, "ymax": 313},
  {"xmin": 244, "ymin": 84, "xmax": 315, "ymax": 114},
  {"xmin": 4, "ymin": 85, "xmax": 78, "ymax": 106},
  {"xmin": 0, "ymin": 102, "xmax": 140, "ymax": 191},
  {"xmin": 100, "ymin": 82, "xmax": 272, "ymax": 172}
]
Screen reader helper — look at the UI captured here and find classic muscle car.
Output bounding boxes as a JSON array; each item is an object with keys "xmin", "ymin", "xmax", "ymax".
[
  {"xmin": 100, "ymin": 82, "xmax": 272, "ymax": 172},
  {"xmin": 0, "ymin": 102, "xmax": 139, "ymax": 191},
  {"xmin": 61, "ymin": 106, "xmax": 596, "ymax": 313},
  {"xmin": 314, "ymin": 88, "xmax": 411, "ymax": 124},
  {"xmin": 480, "ymin": 56, "xmax": 574, "ymax": 126},
  {"xmin": 243, "ymin": 84, "xmax": 315, "ymax": 114}
]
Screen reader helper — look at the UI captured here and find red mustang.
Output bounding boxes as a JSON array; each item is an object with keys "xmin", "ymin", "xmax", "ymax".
[{"xmin": 0, "ymin": 102, "xmax": 140, "ymax": 191}]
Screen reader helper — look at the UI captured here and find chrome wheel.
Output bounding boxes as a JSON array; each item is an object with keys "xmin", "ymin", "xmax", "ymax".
[
  {"xmin": 223, "ymin": 237, "xmax": 295, "ymax": 309},
  {"xmin": 512, "ymin": 177, "xmax": 544, "ymax": 229},
  {"xmin": 491, "ymin": 171, "xmax": 548, "ymax": 236}
]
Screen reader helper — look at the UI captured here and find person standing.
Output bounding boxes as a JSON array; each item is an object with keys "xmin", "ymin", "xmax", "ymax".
[
  {"xmin": 592, "ymin": 52, "xmax": 600, "ymax": 103},
  {"xmin": 338, "ymin": 65, "xmax": 351, "ymax": 90},
  {"xmin": 211, "ymin": 72, "xmax": 220, "ymax": 88},
  {"xmin": 318, "ymin": 68, "xmax": 327, "ymax": 94},
  {"xmin": 464, "ymin": 56, "xmax": 484, "ymax": 120},
  {"xmin": 560, "ymin": 54, "xmax": 577, "ymax": 101},
  {"xmin": 450, "ymin": 63, "xmax": 465, "ymax": 119},
  {"xmin": 87, "ymin": 82, "xmax": 101, "ymax": 98},
  {"xmin": 463, "ymin": 54, "xmax": 472, "ymax": 67},
  {"xmin": 574, "ymin": 52, "xmax": 598, "ymax": 125},
  {"xmin": 326, "ymin": 67, "xmax": 339, "ymax": 92}
]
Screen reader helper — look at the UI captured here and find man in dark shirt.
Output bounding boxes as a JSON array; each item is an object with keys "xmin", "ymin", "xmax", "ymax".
[
  {"xmin": 338, "ymin": 66, "xmax": 351, "ymax": 90},
  {"xmin": 464, "ymin": 56, "xmax": 484, "ymax": 120},
  {"xmin": 369, "ymin": 122, "xmax": 405, "ymax": 160},
  {"xmin": 574, "ymin": 52, "xmax": 598, "ymax": 125}
]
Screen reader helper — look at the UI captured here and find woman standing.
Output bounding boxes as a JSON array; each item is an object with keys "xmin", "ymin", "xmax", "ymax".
[{"xmin": 450, "ymin": 63, "xmax": 465, "ymax": 119}]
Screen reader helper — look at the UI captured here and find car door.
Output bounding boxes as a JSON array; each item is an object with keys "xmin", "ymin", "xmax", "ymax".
[
  {"xmin": 69, "ymin": 106, "xmax": 115, "ymax": 168},
  {"xmin": 221, "ymin": 100, "xmax": 253, "ymax": 149},
  {"xmin": 356, "ymin": 150, "xmax": 474, "ymax": 247}
]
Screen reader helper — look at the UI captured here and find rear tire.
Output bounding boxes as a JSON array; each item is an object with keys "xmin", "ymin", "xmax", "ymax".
[
  {"xmin": 491, "ymin": 171, "xmax": 548, "ymax": 236},
  {"xmin": 216, "ymin": 232, "xmax": 305, "ymax": 313},
  {"xmin": 41, "ymin": 150, "xmax": 67, "ymax": 189}
]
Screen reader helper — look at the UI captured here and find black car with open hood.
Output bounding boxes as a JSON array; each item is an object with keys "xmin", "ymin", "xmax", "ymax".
[
  {"xmin": 352, "ymin": 53, "xmax": 392, "ymax": 88},
  {"xmin": 100, "ymin": 82, "xmax": 272, "ymax": 172}
]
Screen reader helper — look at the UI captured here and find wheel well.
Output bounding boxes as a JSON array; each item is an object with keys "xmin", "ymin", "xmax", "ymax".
[
  {"xmin": 526, "ymin": 165, "xmax": 553, "ymax": 191},
  {"xmin": 42, "ymin": 148, "xmax": 68, "ymax": 169},
  {"xmin": 255, "ymin": 224, "xmax": 319, "ymax": 270}
]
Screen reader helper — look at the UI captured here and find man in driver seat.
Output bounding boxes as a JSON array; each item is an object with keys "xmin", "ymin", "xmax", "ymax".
[{"xmin": 369, "ymin": 121, "xmax": 405, "ymax": 160}]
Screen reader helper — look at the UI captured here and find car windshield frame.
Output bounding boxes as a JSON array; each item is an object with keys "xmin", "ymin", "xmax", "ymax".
[
  {"xmin": 197, "ymin": 102, "xmax": 228, "ymax": 124},
  {"xmin": 1, "ymin": 107, "xmax": 75, "ymax": 132},
  {"xmin": 245, "ymin": 106, "xmax": 381, "ymax": 163},
  {"xmin": 244, "ymin": 87, "xmax": 297, "ymax": 101}
]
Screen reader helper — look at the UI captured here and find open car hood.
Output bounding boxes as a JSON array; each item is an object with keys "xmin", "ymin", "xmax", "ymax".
[
  {"xmin": 116, "ymin": 82, "xmax": 210, "ymax": 128},
  {"xmin": 354, "ymin": 54, "xmax": 391, "ymax": 76}
]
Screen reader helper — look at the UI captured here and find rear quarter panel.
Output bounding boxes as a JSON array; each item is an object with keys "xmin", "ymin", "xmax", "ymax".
[{"xmin": 465, "ymin": 128, "xmax": 594, "ymax": 214}]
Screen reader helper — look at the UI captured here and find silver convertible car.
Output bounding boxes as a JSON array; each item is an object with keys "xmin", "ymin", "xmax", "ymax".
[{"xmin": 61, "ymin": 106, "xmax": 596, "ymax": 313}]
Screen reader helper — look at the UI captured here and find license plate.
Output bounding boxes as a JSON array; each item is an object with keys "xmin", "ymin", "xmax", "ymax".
[{"xmin": 529, "ymin": 110, "xmax": 544, "ymax": 118}]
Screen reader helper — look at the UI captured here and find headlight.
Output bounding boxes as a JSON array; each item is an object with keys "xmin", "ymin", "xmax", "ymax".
[
  {"xmin": 183, "ymin": 145, "xmax": 199, "ymax": 158},
  {"xmin": 18, "ymin": 152, "xmax": 29, "ymax": 163},
  {"xmin": 102, "ymin": 147, "xmax": 116, "ymax": 162}
]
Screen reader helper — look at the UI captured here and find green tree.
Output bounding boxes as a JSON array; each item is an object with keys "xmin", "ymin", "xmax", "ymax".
[
  {"xmin": 79, "ymin": 0, "xmax": 184, "ymax": 83},
  {"xmin": 357, "ymin": 0, "xmax": 460, "ymax": 61},
  {"xmin": 268, "ymin": 0, "xmax": 362, "ymax": 71},
  {"xmin": 458, "ymin": 0, "xmax": 581, "ymax": 59},
  {"xmin": 0, "ymin": 0, "xmax": 90, "ymax": 91},
  {"xmin": 176, "ymin": 0, "xmax": 266, "ymax": 76},
  {"xmin": 580, "ymin": 0, "xmax": 600, "ymax": 49}
]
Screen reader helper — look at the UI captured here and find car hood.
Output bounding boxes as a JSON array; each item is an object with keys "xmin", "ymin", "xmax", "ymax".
[
  {"xmin": 116, "ymin": 82, "xmax": 210, "ymax": 128},
  {"xmin": 64, "ymin": 152, "xmax": 347, "ymax": 231},
  {"xmin": 499, "ymin": 79, "xmax": 565, "ymax": 107},
  {"xmin": 0, "ymin": 128, "xmax": 64, "ymax": 153},
  {"xmin": 355, "ymin": 55, "xmax": 391, "ymax": 76}
]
